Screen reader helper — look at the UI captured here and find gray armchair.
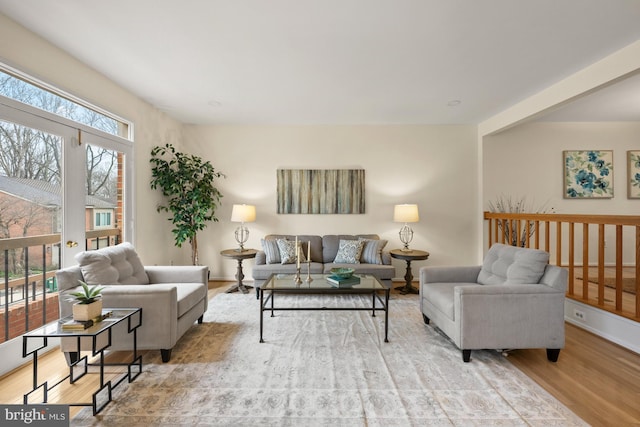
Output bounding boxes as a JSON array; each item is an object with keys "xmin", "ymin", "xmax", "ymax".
[
  {"xmin": 419, "ymin": 243, "xmax": 567, "ymax": 362},
  {"xmin": 56, "ymin": 242, "xmax": 208, "ymax": 363}
]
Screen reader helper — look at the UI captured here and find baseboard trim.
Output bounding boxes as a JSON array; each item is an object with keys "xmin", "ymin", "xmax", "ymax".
[{"xmin": 564, "ymin": 299, "xmax": 640, "ymax": 355}]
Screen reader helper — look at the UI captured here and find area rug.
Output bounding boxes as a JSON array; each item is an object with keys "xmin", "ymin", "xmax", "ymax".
[{"xmin": 72, "ymin": 293, "xmax": 586, "ymax": 426}]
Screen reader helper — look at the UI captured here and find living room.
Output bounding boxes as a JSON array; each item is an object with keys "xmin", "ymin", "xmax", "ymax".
[{"xmin": 0, "ymin": 1, "xmax": 639, "ymax": 425}]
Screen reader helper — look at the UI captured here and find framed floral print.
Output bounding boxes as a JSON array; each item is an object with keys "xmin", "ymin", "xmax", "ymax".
[
  {"xmin": 563, "ymin": 150, "xmax": 613, "ymax": 199},
  {"xmin": 628, "ymin": 150, "xmax": 640, "ymax": 199}
]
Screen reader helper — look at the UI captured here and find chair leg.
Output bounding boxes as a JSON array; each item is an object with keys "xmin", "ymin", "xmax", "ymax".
[
  {"xmin": 64, "ymin": 351, "xmax": 80, "ymax": 365},
  {"xmin": 161, "ymin": 349, "xmax": 172, "ymax": 363},
  {"xmin": 422, "ymin": 314, "xmax": 430, "ymax": 324},
  {"xmin": 197, "ymin": 314, "xmax": 203, "ymax": 324},
  {"xmin": 546, "ymin": 348, "xmax": 561, "ymax": 362},
  {"xmin": 256, "ymin": 287, "xmax": 260, "ymax": 300},
  {"xmin": 462, "ymin": 350, "xmax": 471, "ymax": 362}
]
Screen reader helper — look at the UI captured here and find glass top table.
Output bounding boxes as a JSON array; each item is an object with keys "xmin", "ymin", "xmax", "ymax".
[
  {"xmin": 262, "ymin": 273, "xmax": 387, "ymax": 291},
  {"xmin": 259, "ymin": 274, "xmax": 389, "ymax": 343},
  {"xmin": 24, "ymin": 308, "xmax": 141, "ymax": 338},
  {"xmin": 22, "ymin": 308, "xmax": 142, "ymax": 415}
]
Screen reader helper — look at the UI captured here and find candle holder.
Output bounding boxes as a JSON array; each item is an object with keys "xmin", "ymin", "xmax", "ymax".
[
  {"xmin": 294, "ymin": 266, "xmax": 302, "ymax": 286},
  {"xmin": 305, "ymin": 260, "xmax": 313, "ymax": 286}
]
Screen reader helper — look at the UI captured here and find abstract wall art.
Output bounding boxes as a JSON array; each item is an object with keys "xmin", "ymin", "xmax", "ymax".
[{"xmin": 277, "ymin": 169, "xmax": 365, "ymax": 214}]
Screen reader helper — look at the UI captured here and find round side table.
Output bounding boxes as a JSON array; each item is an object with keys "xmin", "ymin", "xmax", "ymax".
[
  {"xmin": 220, "ymin": 249, "xmax": 258, "ymax": 294},
  {"xmin": 390, "ymin": 249, "xmax": 430, "ymax": 295}
]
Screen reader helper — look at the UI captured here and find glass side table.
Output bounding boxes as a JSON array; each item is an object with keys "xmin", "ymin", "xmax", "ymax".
[{"xmin": 22, "ymin": 308, "xmax": 142, "ymax": 415}]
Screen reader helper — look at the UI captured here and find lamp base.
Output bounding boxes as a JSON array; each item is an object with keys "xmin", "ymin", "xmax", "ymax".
[
  {"xmin": 234, "ymin": 225, "xmax": 249, "ymax": 252},
  {"xmin": 399, "ymin": 224, "xmax": 414, "ymax": 252}
]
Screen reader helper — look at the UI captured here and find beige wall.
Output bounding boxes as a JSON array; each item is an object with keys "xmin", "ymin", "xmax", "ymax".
[
  {"xmin": 483, "ymin": 121, "xmax": 640, "ymax": 264},
  {"xmin": 484, "ymin": 121, "xmax": 640, "ymax": 214},
  {"xmin": 0, "ymin": 14, "xmax": 481, "ymax": 278},
  {"xmin": 0, "ymin": 13, "xmax": 189, "ymax": 265},
  {"xmin": 185, "ymin": 124, "xmax": 479, "ymax": 279}
]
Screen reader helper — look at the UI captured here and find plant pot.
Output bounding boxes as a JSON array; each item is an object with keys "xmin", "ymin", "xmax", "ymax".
[{"xmin": 72, "ymin": 300, "xmax": 103, "ymax": 321}]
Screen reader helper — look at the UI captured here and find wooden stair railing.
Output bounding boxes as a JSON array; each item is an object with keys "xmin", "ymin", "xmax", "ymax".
[{"xmin": 484, "ymin": 212, "xmax": 640, "ymax": 322}]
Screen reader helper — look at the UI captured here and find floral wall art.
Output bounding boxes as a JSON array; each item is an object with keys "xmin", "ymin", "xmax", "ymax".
[
  {"xmin": 563, "ymin": 150, "xmax": 613, "ymax": 199},
  {"xmin": 628, "ymin": 150, "xmax": 640, "ymax": 199}
]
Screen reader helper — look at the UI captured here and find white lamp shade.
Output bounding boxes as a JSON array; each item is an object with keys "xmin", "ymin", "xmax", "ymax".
[
  {"xmin": 231, "ymin": 204, "xmax": 256, "ymax": 223},
  {"xmin": 393, "ymin": 204, "xmax": 419, "ymax": 223}
]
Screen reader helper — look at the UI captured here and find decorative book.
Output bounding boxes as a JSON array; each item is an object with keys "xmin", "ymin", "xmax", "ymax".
[
  {"xmin": 326, "ymin": 275, "xmax": 361, "ymax": 288},
  {"xmin": 61, "ymin": 311, "xmax": 113, "ymax": 331}
]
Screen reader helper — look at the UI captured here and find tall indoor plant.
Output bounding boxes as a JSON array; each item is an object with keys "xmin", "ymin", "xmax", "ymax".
[{"xmin": 150, "ymin": 143, "xmax": 225, "ymax": 265}]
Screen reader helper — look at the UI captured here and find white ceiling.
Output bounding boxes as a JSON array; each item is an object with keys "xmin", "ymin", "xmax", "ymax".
[{"xmin": 1, "ymin": 0, "xmax": 640, "ymax": 125}]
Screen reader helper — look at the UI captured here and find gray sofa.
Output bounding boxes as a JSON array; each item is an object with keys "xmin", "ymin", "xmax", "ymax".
[
  {"xmin": 56, "ymin": 242, "xmax": 208, "ymax": 363},
  {"xmin": 252, "ymin": 234, "xmax": 396, "ymax": 297},
  {"xmin": 420, "ymin": 243, "xmax": 567, "ymax": 362}
]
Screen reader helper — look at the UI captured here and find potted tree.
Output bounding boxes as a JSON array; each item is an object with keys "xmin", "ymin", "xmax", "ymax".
[
  {"xmin": 68, "ymin": 281, "xmax": 104, "ymax": 321},
  {"xmin": 150, "ymin": 143, "xmax": 225, "ymax": 265}
]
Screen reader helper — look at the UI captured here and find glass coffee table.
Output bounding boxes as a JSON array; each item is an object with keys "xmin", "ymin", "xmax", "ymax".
[{"xmin": 259, "ymin": 273, "xmax": 390, "ymax": 343}]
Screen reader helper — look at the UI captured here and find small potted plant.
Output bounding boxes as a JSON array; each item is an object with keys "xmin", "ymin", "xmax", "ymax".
[{"xmin": 68, "ymin": 280, "xmax": 105, "ymax": 321}]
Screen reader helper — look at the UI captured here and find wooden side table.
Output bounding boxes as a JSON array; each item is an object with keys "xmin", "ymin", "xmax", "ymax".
[
  {"xmin": 221, "ymin": 248, "xmax": 258, "ymax": 294},
  {"xmin": 390, "ymin": 249, "xmax": 430, "ymax": 295}
]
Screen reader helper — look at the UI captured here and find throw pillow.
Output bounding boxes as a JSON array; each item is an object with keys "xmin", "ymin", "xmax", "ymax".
[
  {"xmin": 359, "ymin": 238, "xmax": 387, "ymax": 264},
  {"xmin": 333, "ymin": 239, "xmax": 364, "ymax": 264},
  {"xmin": 75, "ymin": 242, "xmax": 150, "ymax": 285},
  {"xmin": 477, "ymin": 243, "xmax": 549, "ymax": 286},
  {"xmin": 261, "ymin": 238, "xmax": 281, "ymax": 264},
  {"xmin": 276, "ymin": 239, "xmax": 307, "ymax": 264}
]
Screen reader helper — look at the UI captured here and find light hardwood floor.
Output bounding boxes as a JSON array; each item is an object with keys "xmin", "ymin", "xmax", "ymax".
[{"xmin": 1, "ymin": 280, "xmax": 639, "ymax": 426}]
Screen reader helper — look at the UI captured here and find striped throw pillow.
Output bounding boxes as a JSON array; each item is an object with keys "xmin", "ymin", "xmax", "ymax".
[
  {"xmin": 359, "ymin": 238, "xmax": 387, "ymax": 264},
  {"xmin": 261, "ymin": 239, "xmax": 281, "ymax": 264}
]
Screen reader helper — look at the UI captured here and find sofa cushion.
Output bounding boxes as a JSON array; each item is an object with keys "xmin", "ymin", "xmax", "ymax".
[
  {"xmin": 477, "ymin": 243, "xmax": 549, "ymax": 286},
  {"xmin": 421, "ymin": 282, "xmax": 459, "ymax": 321},
  {"xmin": 175, "ymin": 282, "xmax": 208, "ymax": 318},
  {"xmin": 359, "ymin": 238, "xmax": 387, "ymax": 264},
  {"xmin": 333, "ymin": 239, "xmax": 364, "ymax": 264},
  {"xmin": 75, "ymin": 242, "xmax": 150, "ymax": 285},
  {"xmin": 261, "ymin": 238, "xmax": 281, "ymax": 264},
  {"xmin": 252, "ymin": 262, "xmax": 325, "ymax": 280},
  {"xmin": 276, "ymin": 239, "xmax": 306, "ymax": 264}
]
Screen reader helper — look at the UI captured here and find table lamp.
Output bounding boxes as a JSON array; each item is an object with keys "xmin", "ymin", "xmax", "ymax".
[
  {"xmin": 394, "ymin": 204, "xmax": 419, "ymax": 251},
  {"xmin": 231, "ymin": 204, "xmax": 256, "ymax": 251}
]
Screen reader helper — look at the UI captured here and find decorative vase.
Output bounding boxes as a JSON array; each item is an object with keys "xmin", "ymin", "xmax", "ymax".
[{"xmin": 72, "ymin": 300, "xmax": 103, "ymax": 321}]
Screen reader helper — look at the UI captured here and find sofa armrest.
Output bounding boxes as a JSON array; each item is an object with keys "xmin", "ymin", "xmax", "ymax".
[
  {"xmin": 455, "ymin": 283, "xmax": 565, "ymax": 296},
  {"xmin": 539, "ymin": 265, "xmax": 568, "ymax": 293},
  {"xmin": 455, "ymin": 283, "xmax": 566, "ymax": 349},
  {"xmin": 420, "ymin": 265, "xmax": 481, "ymax": 284},
  {"xmin": 255, "ymin": 250, "xmax": 266, "ymax": 265},
  {"xmin": 145, "ymin": 265, "xmax": 208, "ymax": 284},
  {"xmin": 102, "ymin": 284, "xmax": 178, "ymax": 348}
]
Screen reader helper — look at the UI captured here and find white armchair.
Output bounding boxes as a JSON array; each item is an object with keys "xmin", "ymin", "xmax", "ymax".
[
  {"xmin": 56, "ymin": 242, "xmax": 208, "ymax": 363},
  {"xmin": 419, "ymin": 243, "xmax": 567, "ymax": 362}
]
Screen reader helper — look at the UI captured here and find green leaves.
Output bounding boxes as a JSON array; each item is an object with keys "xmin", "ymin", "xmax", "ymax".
[
  {"xmin": 149, "ymin": 143, "xmax": 225, "ymax": 257},
  {"xmin": 67, "ymin": 280, "xmax": 104, "ymax": 304}
]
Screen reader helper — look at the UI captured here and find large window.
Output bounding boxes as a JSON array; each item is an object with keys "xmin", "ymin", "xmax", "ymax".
[
  {"xmin": 0, "ymin": 68, "xmax": 129, "ymax": 138},
  {"xmin": 0, "ymin": 62, "xmax": 134, "ymax": 351}
]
